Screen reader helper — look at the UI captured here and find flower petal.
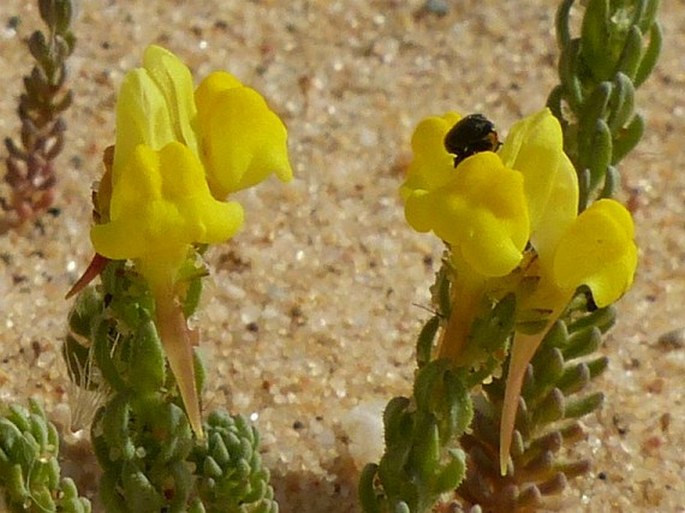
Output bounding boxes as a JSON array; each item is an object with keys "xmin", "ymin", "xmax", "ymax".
[
  {"xmin": 91, "ymin": 142, "xmax": 244, "ymax": 264},
  {"xmin": 456, "ymin": 206, "xmax": 527, "ymax": 277},
  {"xmin": 113, "ymin": 69, "xmax": 175, "ymax": 178},
  {"xmin": 499, "ymin": 108, "xmax": 576, "ymax": 237},
  {"xmin": 142, "ymin": 45, "xmax": 199, "ymax": 156},
  {"xmin": 400, "ymin": 112, "xmax": 461, "ymax": 200},
  {"xmin": 529, "ymin": 151, "xmax": 578, "ymax": 268},
  {"xmin": 553, "ymin": 199, "xmax": 637, "ymax": 307},
  {"xmin": 194, "ymin": 70, "xmax": 243, "ymax": 129},
  {"xmin": 405, "ymin": 152, "xmax": 529, "ymax": 277},
  {"xmin": 195, "ymin": 72, "xmax": 292, "ymax": 197}
]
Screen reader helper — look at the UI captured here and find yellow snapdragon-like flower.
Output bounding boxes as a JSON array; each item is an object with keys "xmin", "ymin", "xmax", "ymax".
[
  {"xmin": 89, "ymin": 45, "xmax": 292, "ymax": 437},
  {"xmin": 93, "ymin": 142, "xmax": 244, "ymax": 438},
  {"xmin": 499, "ymin": 109, "xmax": 638, "ymax": 310},
  {"xmin": 498, "ymin": 109, "xmax": 638, "ymax": 475},
  {"xmin": 401, "ymin": 114, "xmax": 529, "ymax": 278},
  {"xmin": 401, "ymin": 110, "xmax": 567, "ymax": 363}
]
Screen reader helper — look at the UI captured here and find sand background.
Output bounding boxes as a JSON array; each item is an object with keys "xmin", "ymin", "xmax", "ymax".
[{"xmin": 0, "ymin": 0, "xmax": 683, "ymax": 511}]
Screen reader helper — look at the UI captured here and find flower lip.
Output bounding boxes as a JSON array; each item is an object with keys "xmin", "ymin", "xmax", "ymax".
[
  {"xmin": 91, "ymin": 142, "xmax": 244, "ymax": 267},
  {"xmin": 499, "ymin": 108, "xmax": 575, "ymax": 239},
  {"xmin": 195, "ymin": 71, "xmax": 293, "ymax": 198},
  {"xmin": 404, "ymin": 151, "xmax": 529, "ymax": 278},
  {"xmin": 552, "ymin": 198, "xmax": 637, "ymax": 307},
  {"xmin": 400, "ymin": 112, "xmax": 461, "ymax": 200}
]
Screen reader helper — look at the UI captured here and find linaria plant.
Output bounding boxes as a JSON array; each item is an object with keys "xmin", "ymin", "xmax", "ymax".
[
  {"xmin": 1, "ymin": 44, "xmax": 291, "ymax": 512},
  {"xmin": 0, "ymin": 399, "xmax": 90, "ymax": 512},
  {"xmin": 1, "ymin": 0, "xmax": 76, "ymax": 230},
  {"xmin": 359, "ymin": 1, "xmax": 660, "ymax": 512},
  {"xmin": 68, "ymin": 44, "xmax": 291, "ymax": 512}
]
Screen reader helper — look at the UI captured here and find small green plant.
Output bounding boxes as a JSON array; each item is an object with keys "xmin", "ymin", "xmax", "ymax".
[
  {"xmin": 0, "ymin": 399, "xmax": 90, "ymax": 512},
  {"xmin": 547, "ymin": 0, "xmax": 661, "ymax": 209},
  {"xmin": 191, "ymin": 411, "xmax": 278, "ymax": 513},
  {"xmin": 2, "ymin": 0, "xmax": 76, "ymax": 229}
]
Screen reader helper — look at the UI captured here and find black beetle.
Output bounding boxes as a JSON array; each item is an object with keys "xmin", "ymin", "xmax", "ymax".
[{"xmin": 444, "ymin": 113, "xmax": 501, "ymax": 167}]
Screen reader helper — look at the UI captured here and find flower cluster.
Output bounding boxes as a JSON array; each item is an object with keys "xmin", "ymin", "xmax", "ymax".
[
  {"xmin": 401, "ymin": 108, "xmax": 637, "ymax": 472},
  {"xmin": 89, "ymin": 45, "xmax": 292, "ymax": 435},
  {"xmin": 402, "ymin": 109, "xmax": 636, "ymax": 304}
]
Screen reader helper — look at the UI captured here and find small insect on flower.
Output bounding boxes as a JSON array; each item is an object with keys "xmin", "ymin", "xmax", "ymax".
[{"xmin": 444, "ymin": 113, "xmax": 501, "ymax": 167}]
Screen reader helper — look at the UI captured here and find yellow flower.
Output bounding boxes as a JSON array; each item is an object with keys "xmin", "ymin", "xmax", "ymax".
[
  {"xmin": 91, "ymin": 142, "xmax": 243, "ymax": 437},
  {"xmin": 89, "ymin": 45, "xmax": 292, "ymax": 437},
  {"xmin": 498, "ymin": 109, "xmax": 638, "ymax": 475},
  {"xmin": 402, "ymin": 114, "xmax": 529, "ymax": 278},
  {"xmin": 499, "ymin": 109, "xmax": 638, "ymax": 310},
  {"xmin": 400, "ymin": 109, "xmax": 638, "ymax": 473}
]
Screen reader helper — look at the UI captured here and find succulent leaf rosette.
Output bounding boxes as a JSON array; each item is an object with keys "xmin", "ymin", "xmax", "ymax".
[
  {"xmin": 401, "ymin": 108, "xmax": 637, "ymax": 473},
  {"xmin": 89, "ymin": 45, "xmax": 292, "ymax": 436}
]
